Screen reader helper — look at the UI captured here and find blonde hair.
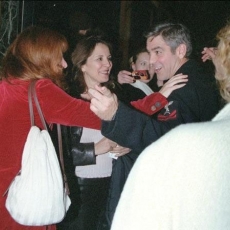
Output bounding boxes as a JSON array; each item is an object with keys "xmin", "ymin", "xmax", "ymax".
[
  {"xmin": 215, "ymin": 22, "xmax": 230, "ymax": 103},
  {"xmin": 1, "ymin": 26, "xmax": 68, "ymax": 87}
]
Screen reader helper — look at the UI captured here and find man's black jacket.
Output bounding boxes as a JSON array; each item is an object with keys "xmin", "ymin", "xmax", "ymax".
[{"xmin": 102, "ymin": 59, "xmax": 222, "ymax": 153}]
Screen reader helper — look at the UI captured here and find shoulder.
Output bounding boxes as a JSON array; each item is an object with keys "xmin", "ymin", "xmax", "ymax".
[
  {"xmin": 140, "ymin": 119, "xmax": 224, "ymax": 162},
  {"xmin": 35, "ymin": 78, "xmax": 54, "ymax": 88},
  {"xmin": 131, "ymin": 118, "xmax": 228, "ymax": 187},
  {"xmin": 33, "ymin": 79, "xmax": 73, "ymax": 105},
  {"xmin": 35, "ymin": 79, "xmax": 63, "ymax": 93}
]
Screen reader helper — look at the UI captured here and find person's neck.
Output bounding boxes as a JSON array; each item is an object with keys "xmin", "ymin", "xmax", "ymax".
[
  {"xmin": 178, "ymin": 58, "xmax": 189, "ymax": 70},
  {"xmin": 84, "ymin": 76, "xmax": 100, "ymax": 90},
  {"xmin": 80, "ymin": 92, "xmax": 91, "ymax": 101},
  {"xmin": 173, "ymin": 58, "xmax": 189, "ymax": 76}
]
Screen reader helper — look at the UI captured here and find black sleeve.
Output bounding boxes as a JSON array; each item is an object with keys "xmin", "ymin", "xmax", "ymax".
[
  {"xmin": 70, "ymin": 126, "xmax": 96, "ymax": 166},
  {"xmin": 101, "ymin": 102, "xmax": 173, "ymax": 153}
]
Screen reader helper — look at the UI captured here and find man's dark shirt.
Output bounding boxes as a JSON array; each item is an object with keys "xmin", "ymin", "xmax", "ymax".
[{"xmin": 101, "ymin": 59, "xmax": 222, "ymax": 153}]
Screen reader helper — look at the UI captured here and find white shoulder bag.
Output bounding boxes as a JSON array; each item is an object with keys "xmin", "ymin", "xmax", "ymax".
[{"xmin": 5, "ymin": 80, "xmax": 71, "ymax": 226}]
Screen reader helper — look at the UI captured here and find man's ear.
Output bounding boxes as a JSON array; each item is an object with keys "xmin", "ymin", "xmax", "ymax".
[{"xmin": 176, "ymin": 44, "xmax": 187, "ymax": 59}]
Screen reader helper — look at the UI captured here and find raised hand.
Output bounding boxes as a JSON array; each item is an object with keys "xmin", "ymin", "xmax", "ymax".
[
  {"xmin": 201, "ymin": 47, "xmax": 223, "ymax": 76},
  {"xmin": 117, "ymin": 70, "xmax": 134, "ymax": 84},
  {"xmin": 89, "ymin": 85, "xmax": 118, "ymax": 121},
  {"xmin": 159, "ymin": 73, "xmax": 188, "ymax": 98},
  {"xmin": 201, "ymin": 47, "xmax": 217, "ymax": 62}
]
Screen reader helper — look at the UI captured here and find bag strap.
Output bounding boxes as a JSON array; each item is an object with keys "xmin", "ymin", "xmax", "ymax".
[
  {"xmin": 57, "ymin": 124, "xmax": 70, "ymax": 195},
  {"xmin": 28, "ymin": 80, "xmax": 70, "ymax": 195},
  {"xmin": 28, "ymin": 80, "xmax": 47, "ymax": 130}
]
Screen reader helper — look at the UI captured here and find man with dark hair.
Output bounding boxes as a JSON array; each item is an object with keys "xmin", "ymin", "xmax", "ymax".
[{"xmin": 89, "ymin": 22, "xmax": 221, "ymax": 153}]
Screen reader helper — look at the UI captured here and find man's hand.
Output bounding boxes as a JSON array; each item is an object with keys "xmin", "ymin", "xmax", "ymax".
[
  {"xmin": 89, "ymin": 85, "xmax": 118, "ymax": 121},
  {"xmin": 159, "ymin": 73, "xmax": 188, "ymax": 98}
]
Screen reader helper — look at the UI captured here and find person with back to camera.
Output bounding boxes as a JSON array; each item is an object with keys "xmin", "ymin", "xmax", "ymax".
[
  {"xmin": 110, "ymin": 21, "xmax": 230, "ymax": 230},
  {"xmin": 89, "ymin": 21, "xmax": 222, "ymax": 154},
  {"xmin": 0, "ymin": 25, "xmax": 104, "ymax": 230}
]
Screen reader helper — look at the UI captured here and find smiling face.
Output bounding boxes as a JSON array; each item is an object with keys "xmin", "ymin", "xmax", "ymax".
[
  {"xmin": 81, "ymin": 43, "xmax": 112, "ymax": 88},
  {"xmin": 146, "ymin": 35, "xmax": 187, "ymax": 81}
]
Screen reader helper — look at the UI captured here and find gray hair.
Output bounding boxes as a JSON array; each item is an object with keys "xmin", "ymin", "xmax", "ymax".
[{"xmin": 145, "ymin": 22, "xmax": 192, "ymax": 58}]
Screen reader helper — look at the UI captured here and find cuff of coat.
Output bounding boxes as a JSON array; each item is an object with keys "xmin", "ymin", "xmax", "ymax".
[
  {"xmin": 130, "ymin": 92, "xmax": 168, "ymax": 115},
  {"xmin": 72, "ymin": 142, "xmax": 96, "ymax": 166}
]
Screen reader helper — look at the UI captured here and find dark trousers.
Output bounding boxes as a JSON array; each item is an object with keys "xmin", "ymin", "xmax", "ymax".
[{"xmin": 65, "ymin": 177, "xmax": 111, "ymax": 230}]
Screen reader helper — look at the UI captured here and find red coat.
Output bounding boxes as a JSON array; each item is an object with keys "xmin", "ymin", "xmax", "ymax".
[{"xmin": 0, "ymin": 78, "xmax": 101, "ymax": 229}]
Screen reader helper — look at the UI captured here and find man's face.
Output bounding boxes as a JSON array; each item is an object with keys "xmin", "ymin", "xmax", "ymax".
[{"xmin": 146, "ymin": 35, "xmax": 183, "ymax": 81}]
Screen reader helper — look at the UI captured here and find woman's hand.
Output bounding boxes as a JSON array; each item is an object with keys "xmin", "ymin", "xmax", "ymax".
[
  {"xmin": 110, "ymin": 144, "xmax": 131, "ymax": 157},
  {"xmin": 94, "ymin": 137, "xmax": 131, "ymax": 158},
  {"xmin": 201, "ymin": 47, "xmax": 217, "ymax": 62},
  {"xmin": 89, "ymin": 85, "xmax": 118, "ymax": 121},
  {"xmin": 159, "ymin": 73, "xmax": 188, "ymax": 98},
  {"xmin": 94, "ymin": 137, "xmax": 117, "ymax": 155},
  {"xmin": 201, "ymin": 47, "xmax": 223, "ymax": 76},
  {"xmin": 117, "ymin": 70, "xmax": 134, "ymax": 84}
]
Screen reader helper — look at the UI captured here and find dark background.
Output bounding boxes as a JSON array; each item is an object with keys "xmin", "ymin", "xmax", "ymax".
[
  {"xmin": 30, "ymin": 1, "xmax": 230, "ymax": 70},
  {"xmin": 33, "ymin": 1, "xmax": 120, "ymax": 48}
]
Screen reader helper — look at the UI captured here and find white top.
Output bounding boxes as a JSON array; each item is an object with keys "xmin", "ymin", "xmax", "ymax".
[
  {"xmin": 75, "ymin": 127, "xmax": 112, "ymax": 178},
  {"xmin": 111, "ymin": 103, "xmax": 230, "ymax": 230},
  {"xmin": 131, "ymin": 80, "xmax": 154, "ymax": 95}
]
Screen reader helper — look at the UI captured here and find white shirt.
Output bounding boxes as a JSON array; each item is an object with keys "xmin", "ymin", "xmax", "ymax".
[{"xmin": 75, "ymin": 127, "xmax": 112, "ymax": 178}]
